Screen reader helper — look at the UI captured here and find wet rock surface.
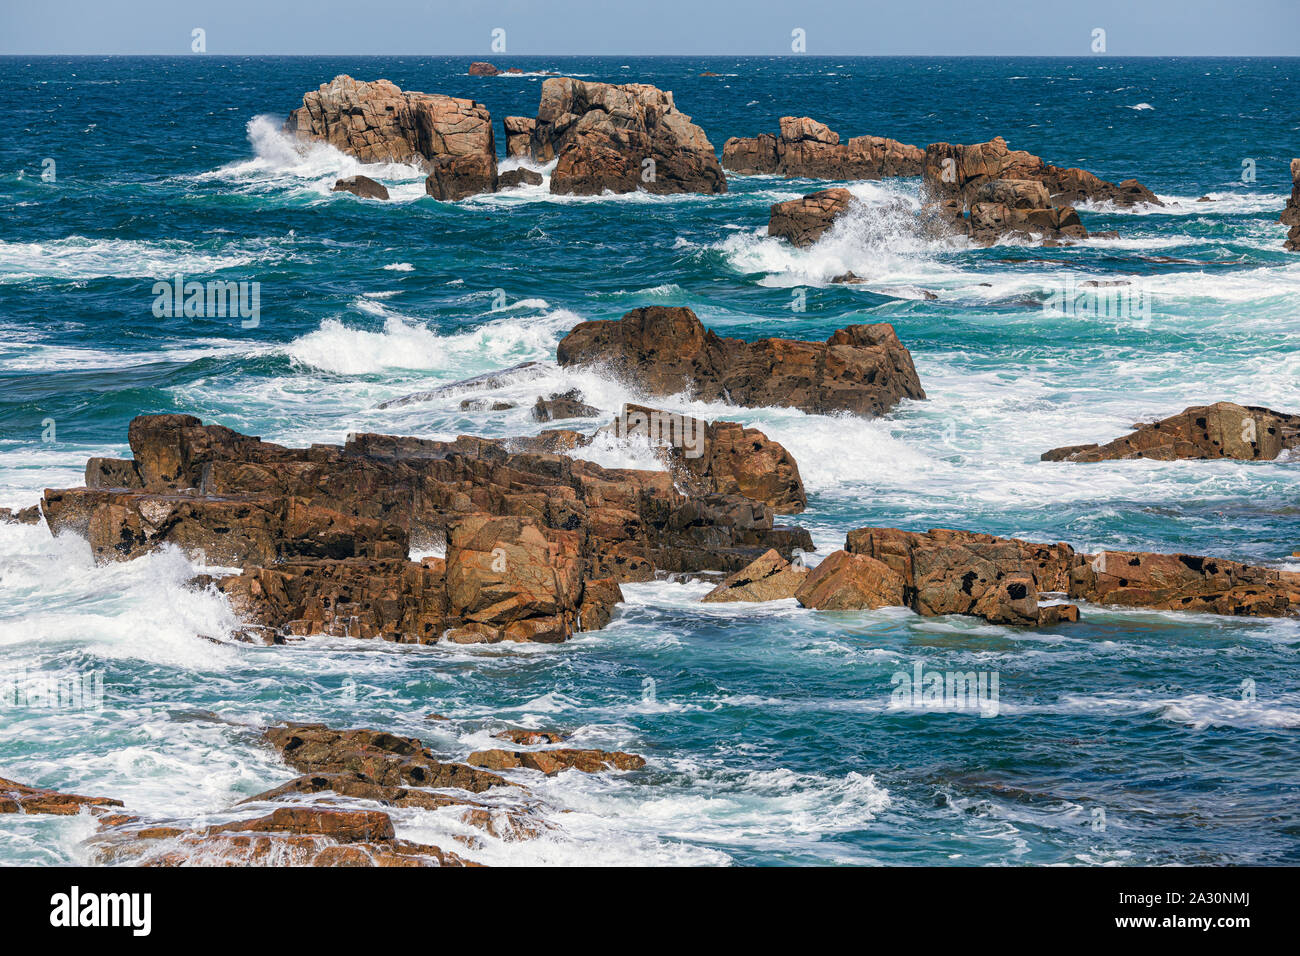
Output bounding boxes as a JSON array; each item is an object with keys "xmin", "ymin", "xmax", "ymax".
[
  {"xmin": 1042, "ymin": 402, "xmax": 1300, "ymax": 462},
  {"xmin": 723, "ymin": 117, "xmax": 923, "ymax": 179}
]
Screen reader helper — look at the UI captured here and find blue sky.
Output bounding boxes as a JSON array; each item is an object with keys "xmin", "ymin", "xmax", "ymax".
[{"xmin": 3, "ymin": 0, "xmax": 1298, "ymax": 55}]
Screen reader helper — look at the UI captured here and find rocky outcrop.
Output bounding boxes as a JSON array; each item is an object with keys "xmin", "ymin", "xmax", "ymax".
[
  {"xmin": 284, "ymin": 75, "xmax": 497, "ymax": 200},
  {"xmin": 966, "ymin": 179, "xmax": 1087, "ymax": 244},
  {"xmin": 466, "ymin": 748, "xmax": 646, "ymax": 774},
  {"xmin": 532, "ymin": 389, "xmax": 600, "ymax": 421},
  {"xmin": 794, "ymin": 550, "xmax": 907, "ymax": 611},
  {"xmin": 332, "ymin": 175, "xmax": 389, "ymax": 200},
  {"xmin": 0, "ymin": 777, "xmax": 123, "ymax": 815},
  {"xmin": 557, "ymin": 306, "xmax": 926, "ymax": 418},
  {"xmin": 923, "ymin": 135, "xmax": 1159, "ymax": 208},
  {"xmin": 768, "ymin": 187, "xmax": 853, "ymax": 246},
  {"xmin": 1281, "ymin": 159, "xmax": 1300, "ymax": 251},
  {"xmin": 527, "ymin": 77, "xmax": 726, "ymax": 195},
  {"xmin": 845, "ymin": 526, "xmax": 1299, "ymax": 620},
  {"xmin": 468, "ymin": 61, "xmax": 500, "ymax": 76},
  {"xmin": 498, "ymin": 167, "xmax": 543, "ymax": 189},
  {"xmin": 722, "ymin": 117, "xmax": 923, "ymax": 179},
  {"xmin": 43, "ymin": 414, "xmax": 812, "ymax": 642},
  {"xmin": 701, "ymin": 548, "xmax": 808, "ymax": 602},
  {"xmin": 1042, "ymin": 403, "xmax": 1300, "ymax": 463},
  {"xmin": 0, "ymin": 505, "xmax": 41, "ymax": 525},
  {"xmin": 503, "ymin": 116, "xmax": 536, "ymax": 157}
]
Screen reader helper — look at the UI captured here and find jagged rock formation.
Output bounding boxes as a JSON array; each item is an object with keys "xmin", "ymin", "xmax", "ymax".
[
  {"xmin": 331, "ymin": 175, "xmax": 389, "ymax": 200},
  {"xmin": 1042, "ymin": 402, "xmax": 1300, "ymax": 462},
  {"xmin": 503, "ymin": 116, "xmax": 536, "ymax": 157},
  {"xmin": 701, "ymin": 549, "xmax": 808, "ymax": 602},
  {"xmin": 523, "ymin": 77, "xmax": 726, "ymax": 195},
  {"xmin": 1282, "ymin": 159, "xmax": 1300, "ymax": 251},
  {"xmin": 722, "ymin": 117, "xmax": 923, "ymax": 179},
  {"xmin": 556, "ymin": 307, "xmax": 925, "ymax": 418},
  {"xmin": 284, "ymin": 75, "xmax": 497, "ymax": 200},
  {"xmin": 768, "ymin": 187, "xmax": 854, "ymax": 246}
]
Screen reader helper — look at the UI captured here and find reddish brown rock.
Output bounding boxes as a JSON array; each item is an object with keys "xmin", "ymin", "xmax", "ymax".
[
  {"xmin": 794, "ymin": 550, "xmax": 907, "ymax": 610},
  {"xmin": 1282, "ymin": 159, "xmax": 1300, "ymax": 251},
  {"xmin": 922, "ymin": 135, "xmax": 1159, "ymax": 208},
  {"xmin": 468, "ymin": 61, "xmax": 500, "ymax": 76},
  {"xmin": 702, "ymin": 548, "xmax": 808, "ymax": 603},
  {"xmin": 768, "ymin": 187, "xmax": 854, "ymax": 246},
  {"xmin": 557, "ymin": 306, "xmax": 925, "ymax": 418},
  {"xmin": 263, "ymin": 724, "xmax": 511, "ymax": 793},
  {"xmin": 0, "ymin": 504, "xmax": 41, "ymax": 525},
  {"xmin": 466, "ymin": 748, "xmax": 646, "ymax": 774},
  {"xmin": 528, "ymin": 77, "xmax": 726, "ymax": 195},
  {"xmin": 966, "ymin": 179, "xmax": 1087, "ymax": 244},
  {"xmin": 1070, "ymin": 550, "xmax": 1295, "ymax": 616},
  {"xmin": 1042, "ymin": 403, "xmax": 1300, "ymax": 462},
  {"xmin": 532, "ymin": 389, "xmax": 601, "ymax": 422},
  {"xmin": 498, "ymin": 167, "xmax": 543, "ymax": 189},
  {"xmin": 723, "ymin": 117, "xmax": 923, "ymax": 179},
  {"xmin": 493, "ymin": 729, "xmax": 570, "ymax": 745},
  {"xmin": 283, "ymin": 75, "xmax": 497, "ymax": 200},
  {"xmin": 332, "ymin": 175, "xmax": 389, "ymax": 200},
  {"xmin": 503, "ymin": 115, "xmax": 536, "ymax": 158},
  {"xmin": 0, "ymin": 777, "xmax": 123, "ymax": 815}
]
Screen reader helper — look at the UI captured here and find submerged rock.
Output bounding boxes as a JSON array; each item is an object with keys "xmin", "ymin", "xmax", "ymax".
[
  {"xmin": 1042, "ymin": 402, "xmax": 1300, "ymax": 462},
  {"xmin": 466, "ymin": 748, "xmax": 646, "ymax": 774},
  {"xmin": 557, "ymin": 306, "xmax": 926, "ymax": 418},
  {"xmin": 722, "ymin": 117, "xmax": 923, "ymax": 179},
  {"xmin": 284, "ymin": 75, "xmax": 497, "ymax": 200},
  {"xmin": 0, "ymin": 777, "xmax": 123, "ymax": 815},
  {"xmin": 331, "ymin": 175, "xmax": 389, "ymax": 200},
  {"xmin": 498, "ymin": 167, "xmax": 544, "ymax": 189},
  {"xmin": 701, "ymin": 548, "xmax": 808, "ymax": 602},
  {"xmin": 527, "ymin": 77, "xmax": 726, "ymax": 195},
  {"xmin": 532, "ymin": 389, "xmax": 600, "ymax": 421},
  {"xmin": 768, "ymin": 187, "xmax": 854, "ymax": 246}
]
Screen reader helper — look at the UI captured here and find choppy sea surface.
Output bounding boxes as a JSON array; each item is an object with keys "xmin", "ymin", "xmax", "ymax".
[{"xmin": 1, "ymin": 56, "xmax": 1298, "ymax": 866}]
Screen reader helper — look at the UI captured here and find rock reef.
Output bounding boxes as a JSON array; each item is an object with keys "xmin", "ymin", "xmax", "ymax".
[
  {"xmin": 1282, "ymin": 158, "xmax": 1300, "ymax": 251},
  {"xmin": 722, "ymin": 117, "xmax": 923, "ymax": 179}
]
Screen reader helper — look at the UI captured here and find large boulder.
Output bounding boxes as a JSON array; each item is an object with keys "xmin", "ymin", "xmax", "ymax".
[
  {"xmin": 503, "ymin": 116, "xmax": 536, "ymax": 157},
  {"xmin": 331, "ymin": 175, "xmax": 389, "ymax": 200},
  {"xmin": 922, "ymin": 135, "xmax": 1159, "ymax": 207},
  {"xmin": 768, "ymin": 187, "xmax": 854, "ymax": 246},
  {"xmin": 701, "ymin": 548, "xmax": 808, "ymax": 602},
  {"xmin": 794, "ymin": 550, "xmax": 906, "ymax": 610},
  {"xmin": 1281, "ymin": 158, "xmax": 1300, "ymax": 251},
  {"xmin": 284, "ymin": 75, "xmax": 497, "ymax": 200},
  {"xmin": 966, "ymin": 178, "xmax": 1087, "ymax": 244},
  {"xmin": 528, "ymin": 77, "xmax": 726, "ymax": 195},
  {"xmin": 1072, "ymin": 550, "xmax": 1299, "ymax": 617},
  {"xmin": 556, "ymin": 307, "xmax": 926, "ymax": 418},
  {"xmin": 1042, "ymin": 402, "xmax": 1300, "ymax": 462},
  {"xmin": 722, "ymin": 117, "xmax": 923, "ymax": 179}
]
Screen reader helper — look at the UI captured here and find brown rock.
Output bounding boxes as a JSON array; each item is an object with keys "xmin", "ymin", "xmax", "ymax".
[
  {"xmin": 768, "ymin": 187, "xmax": 854, "ymax": 247},
  {"xmin": 283, "ymin": 75, "xmax": 497, "ymax": 199},
  {"xmin": 528, "ymin": 77, "xmax": 726, "ymax": 195},
  {"xmin": 503, "ymin": 116, "xmax": 537, "ymax": 158},
  {"xmin": 332, "ymin": 175, "xmax": 389, "ymax": 200},
  {"xmin": 532, "ymin": 389, "xmax": 600, "ymax": 421},
  {"xmin": 702, "ymin": 548, "xmax": 808, "ymax": 602},
  {"xmin": 795, "ymin": 550, "xmax": 907, "ymax": 610},
  {"xmin": 468, "ymin": 61, "xmax": 500, "ymax": 76},
  {"xmin": 0, "ymin": 504, "xmax": 41, "ymax": 525},
  {"xmin": 1282, "ymin": 158, "xmax": 1300, "ymax": 251},
  {"xmin": 493, "ymin": 729, "xmax": 569, "ymax": 745},
  {"xmin": 723, "ymin": 117, "xmax": 923, "ymax": 179},
  {"xmin": 557, "ymin": 306, "xmax": 925, "ymax": 418},
  {"xmin": 1070, "ymin": 550, "xmax": 1294, "ymax": 616},
  {"xmin": 498, "ymin": 167, "xmax": 543, "ymax": 189},
  {"xmin": 0, "ymin": 776, "xmax": 123, "ymax": 815},
  {"xmin": 466, "ymin": 748, "xmax": 646, "ymax": 774},
  {"xmin": 1042, "ymin": 402, "xmax": 1300, "ymax": 462}
]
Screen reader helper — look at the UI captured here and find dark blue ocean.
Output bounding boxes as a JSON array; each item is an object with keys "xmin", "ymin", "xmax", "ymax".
[{"xmin": 1, "ymin": 56, "xmax": 1298, "ymax": 865}]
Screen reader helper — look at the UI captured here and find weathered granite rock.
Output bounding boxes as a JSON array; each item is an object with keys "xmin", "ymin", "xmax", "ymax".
[
  {"xmin": 966, "ymin": 178, "xmax": 1088, "ymax": 244},
  {"xmin": 603, "ymin": 404, "xmax": 807, "ymax": 513},
  {"xmin": 532, "ymin": 389, "xmax": 600, "ymax": 421},
  {"xmin": 922, "ymin": 136, "xmax": 1159, "ymax": 207},
  {"xmin": 722, "ymin": 117, "xmax": 923, "ymax": 179},
  {"xmin": 493, "ymin": 729, "xmax": 569, "ymax": 745},
  {"xmin": 0, "ymin": 777, "xmax": 123, "ymax": 815},
  {"xmin": 557, "ymin": 306, "xmax": 926, "ymax": 418},
  {"xmin": 1042, "ymin": 403, "xmax": 1300, "ymax": 462},
  {"xmin": 498, "ymin": 167, "xmax": 543, "ymax": 189},
  {"xmin": 89, "ymin": 807, "xmax": 474, "ymax": 867},
  {"xmin": 468, "ymin": 61, "xmax": 500, "ymax": 76},
  {"xmin": 846, "ymin": 526, "xmax": 1297, "ymax": 619},
  {"xmin": 264, "ymin": 724, "xmax": 511, "ymax": 793},
  {"xmin": 794, "ymin": 550, "xmax": 907, "ymax": 610},
  {"xmin": 527, "ymin": 77, "xmax": 726, "ymax": 195},
  {"xmin": 768, "ymin": 187, "xmax": 854, "ymax": 246},
  {"xmin": 503, "ymin": 116, "xmax": 536, "ymax": 157},
  {"xmin": 466, "ymin": 748, "xmax": 646, "ymax": 774},
  {"xmin": 702, "ymin": 548, "xmax": 808, "ymax": 602},
  {"xmin": 0, "ymin": 505, "xmax": 41, "ymax": 525},
  {"xmin": 1281, "ymin": 159, "xmax": 1300, "ymax": 251},
  {"xmin": 284, "ymin": 75, "xmax": 497, "ymax": 199},
  {"xmin": 332, "ymin": 175, "xmax": 389, "ymax": 200}
]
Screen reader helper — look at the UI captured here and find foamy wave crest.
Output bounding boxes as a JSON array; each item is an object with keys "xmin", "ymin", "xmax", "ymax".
[
  {"xmin": 0, "ymin": 236, "xmax": 267, "ymax": 284},
  {"xmin": 283, "ymin": 305, "xmax": 585, "ymax": 375}
]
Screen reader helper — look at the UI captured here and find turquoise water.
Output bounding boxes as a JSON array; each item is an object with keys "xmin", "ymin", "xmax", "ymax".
[{"xmin": 1, "ymin": 56, "xmax": 1298, "ymax": 865}]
